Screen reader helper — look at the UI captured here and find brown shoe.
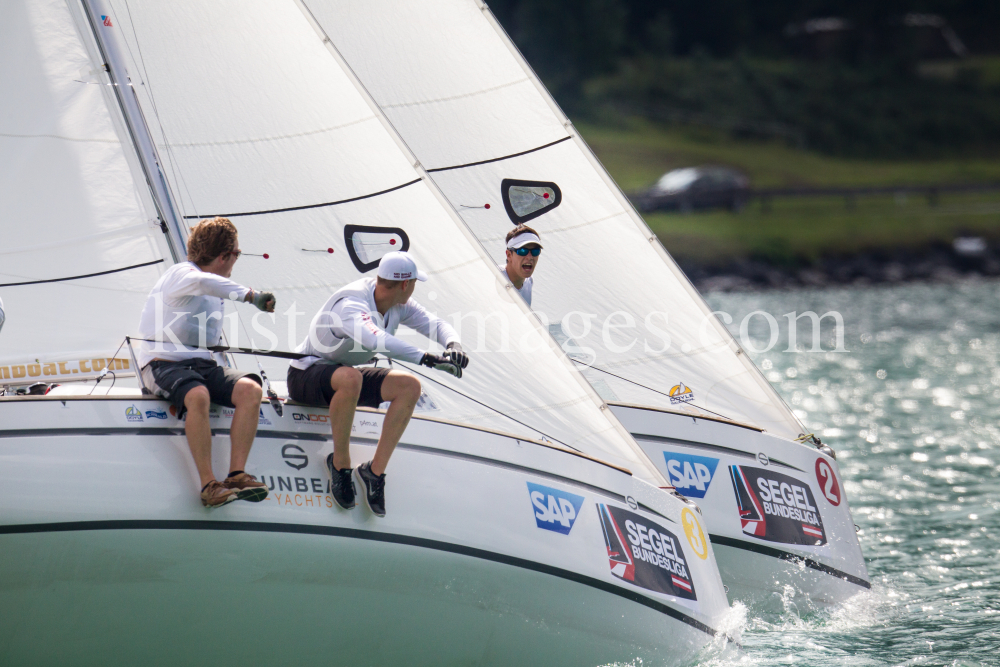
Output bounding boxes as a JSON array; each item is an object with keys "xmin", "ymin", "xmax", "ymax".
[
  {"xmin": 201, "ymin": 480, "xmax": 239, "ymax": 508},
  {"xmin": 223, "ymin": 472, "xmax": 269, "ymax": 502}
]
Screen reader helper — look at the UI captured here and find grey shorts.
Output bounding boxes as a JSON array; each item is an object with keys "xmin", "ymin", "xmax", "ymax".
[{"xmin": 141, "ymin": 358, "xmax": 260, "ymax": 413}]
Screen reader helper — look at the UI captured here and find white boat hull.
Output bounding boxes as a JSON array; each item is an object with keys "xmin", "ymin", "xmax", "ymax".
[
  {"xmin": 0, "ymin": 396, "xmax": 736, "ymax": 665},
  {"xmin": 610, "ymin": 403, "xmax": 870, "ymax": 609}
]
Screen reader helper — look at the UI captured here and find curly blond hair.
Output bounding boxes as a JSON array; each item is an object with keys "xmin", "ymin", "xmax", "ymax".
[{"xmin": 187, "ymin": 217, "xmax": 238, "ymax": 266}]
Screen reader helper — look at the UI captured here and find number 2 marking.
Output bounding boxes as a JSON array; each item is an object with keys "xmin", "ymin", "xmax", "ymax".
[{"xmin": 814, "ymin": 458, "xmax": 841, "ymax": 506}]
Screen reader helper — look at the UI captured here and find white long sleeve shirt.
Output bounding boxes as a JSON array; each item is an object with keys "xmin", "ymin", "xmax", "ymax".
[
  {"xmin": 290, "ymin": 277, "xmax": 459, "ymax": 370},
  {"xmin": 500, "ymin": 264, "xmax": 533, "ymax": 306},
  {"xmin": 136, "ymin": 262, "xmax": 250, "ymax": 368}
]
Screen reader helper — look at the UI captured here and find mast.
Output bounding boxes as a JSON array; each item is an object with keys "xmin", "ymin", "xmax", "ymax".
[{"xmin": 77, "ymin": 0, "xmax": 187, "ymax": 263}]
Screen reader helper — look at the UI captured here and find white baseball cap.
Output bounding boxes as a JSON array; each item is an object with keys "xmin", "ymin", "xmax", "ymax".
[
  {"xmin": 377, "ymin": 251, "xmax": 428, "ymax": 282},
  {"xmin": 506, "ymin": 231, "xmax": 543, "ymax": 249}
]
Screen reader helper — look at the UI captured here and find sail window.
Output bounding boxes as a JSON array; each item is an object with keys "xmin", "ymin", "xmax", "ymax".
[
  {"xmin": 501, "ymin": 179, "xmax": 562, "ymax": 224},
  {"xmin": 343, "ymin": 225, "xmax": 410, "ymax": 273}
]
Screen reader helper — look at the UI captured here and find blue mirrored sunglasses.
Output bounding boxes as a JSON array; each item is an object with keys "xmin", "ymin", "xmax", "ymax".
[{"xmin": 511, "ymin": 246, "xmax": 541, "ymax": 257}]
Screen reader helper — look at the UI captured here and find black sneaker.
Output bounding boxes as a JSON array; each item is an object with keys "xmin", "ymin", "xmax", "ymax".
[
  {"xmin": 326, "ymin": 453, "xmax": 356, "ymax": 509},
  {"xmin": 356, "ymin": 461, "xmax": 386, "ymax": 517}
]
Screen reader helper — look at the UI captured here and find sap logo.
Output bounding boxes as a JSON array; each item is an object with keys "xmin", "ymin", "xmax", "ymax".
[
  {"xmin": 527, "ymin": 482, "xmax": 584, "ymax": 535},
  {"xmin": 663, "ymin": 451, "xmax": 719, "ymax": 499},
  {"xmin": 145, "ymin": 409, "xmax": 168, "ymax": 420},
  {"xmin": 125, "ymin": 405, "xmax": 143, "ymax": 422},
  {"xmin": 101, "ymin": 15, "xmax": 112, "ymax": 26}
]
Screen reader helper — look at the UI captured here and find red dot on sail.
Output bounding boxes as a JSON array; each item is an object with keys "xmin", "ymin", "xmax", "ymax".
[
  {"xmin": 543, "ymin": 192, "xmax": 550, "ymax": 199},
  {"xmin": 390, "ymin": 239, "xmax": 396, "ymax": 245},
  {"xmin": 327, "ymin": 248, "xmax": 334, "ymax": 253},
  {"xmin": 263, "ymin": 253, "xmax": 269, "ymax": 259},
  {"xmin": 485, "ymin": 203, "xmax": 491, "ymax": 209}
]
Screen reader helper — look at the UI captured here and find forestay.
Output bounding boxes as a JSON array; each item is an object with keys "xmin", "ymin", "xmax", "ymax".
[
  {"xmin": 0, "ymin": 0, "xmax": 166, "ymax": 381},
  {"xmin": 100, "ymin": 0, "xmax": 662, "ymax": 478},
  {"xmin": 308, "ymin": 0, "xmax": 805, "ymax": 440}
]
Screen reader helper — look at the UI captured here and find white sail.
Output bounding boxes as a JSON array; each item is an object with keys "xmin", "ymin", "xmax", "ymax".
[
  {"xmin": 0, "ymin": 0, "xmax": 168, "ymax": 383},
  {"xmin": 305, "ymin": 0, "xmax": 804, "ymax": 440},
  {"xmin": 98, "ymin": 0, "xmax": 663, "ymax": 480}
]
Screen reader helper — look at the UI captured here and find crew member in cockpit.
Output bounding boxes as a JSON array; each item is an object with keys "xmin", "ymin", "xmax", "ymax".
[
  {"xmin": 287, "ymin": 251, "xmax": 469, "ymax": 517},
  {"xmin": 136, "ymin": 217, "xmax": 276, "ymax": 508},
  {"xmin": 501, "ymin": 225, "xmax": 542, "ymax": 307}
]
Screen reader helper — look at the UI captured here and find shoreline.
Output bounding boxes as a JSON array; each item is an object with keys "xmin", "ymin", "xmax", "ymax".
[{"xmin": 680, "ymin": 241, "xmax": 1000, "ymax": 292}]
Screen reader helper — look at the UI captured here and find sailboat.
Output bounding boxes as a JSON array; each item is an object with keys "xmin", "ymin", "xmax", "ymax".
[
  {"xmin": 0, "ymin": 0, "xmax": 735, "ymax": 663},
  {"xmin": 306, "ymin": 0, "xmax": 870, "ymax": 606}
]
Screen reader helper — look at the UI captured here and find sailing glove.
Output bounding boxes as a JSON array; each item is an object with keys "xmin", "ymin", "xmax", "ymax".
[
  {"xmin": 420, "ymin": 352, "xmax": 462, "ymax": 379},
  {"xmin": 444, "ymin": 342, "xmax": 469, "ymax": 369},
  {"xmin": 251, "ymin": 290, "xmax": 276, "ymax": 313}
]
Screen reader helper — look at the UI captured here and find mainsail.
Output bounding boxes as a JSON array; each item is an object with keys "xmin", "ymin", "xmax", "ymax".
[
  {"xmin": 0, "ymin": 0, "xmax": 168, "ymax": 382},
  {"xmin": 306, "ymin": 0, "xmax": 805, "ymax": 440},
  {"xmin": 96, "ymin": 0, "xmax": 664, "ymax": 479}
]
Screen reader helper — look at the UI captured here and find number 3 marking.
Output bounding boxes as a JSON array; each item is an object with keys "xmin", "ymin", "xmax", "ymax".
[
  {"xmin": 814, "ymin": 458, "xmax": 841, "ymax": 506},
  {"xmin": 682, "ymin": 508, "xmax": 709, "ymax": 560}
]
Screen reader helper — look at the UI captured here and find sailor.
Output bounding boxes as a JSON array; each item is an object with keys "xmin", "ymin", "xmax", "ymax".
[
  {"xmin": 501, "ymin": 225, "xmax": 542, "ymax": 306},
  {"xmin": 136, "ymin": 217, "xmax": 276, "ymax": 508},
  {"xmin": 287, "ymin": 251, "xmax": 469, "ymax": 517}
]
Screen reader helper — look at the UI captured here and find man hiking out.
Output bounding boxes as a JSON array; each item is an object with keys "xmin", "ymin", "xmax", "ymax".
[
  {"xmin": 136, "ymin": 216, "xmax": 276, "ymax": 508},
  {"xmin": 287, "ymin": 251, "xmax": 469, "ymax": 517},
  {"xmin": 501, "ymin": 225, "xmax": 542, "ymax": 307}
]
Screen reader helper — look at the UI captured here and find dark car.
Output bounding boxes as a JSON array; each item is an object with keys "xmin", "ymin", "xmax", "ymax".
[{"xmin": 633, "ymin": 166, "xmax": 750, "ymax": 213}]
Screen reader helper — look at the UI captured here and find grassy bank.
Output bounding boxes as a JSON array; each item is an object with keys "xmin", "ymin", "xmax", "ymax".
[{"xmin": 577, "ymin": 120, "xmax": 1000, "ymax": 266}]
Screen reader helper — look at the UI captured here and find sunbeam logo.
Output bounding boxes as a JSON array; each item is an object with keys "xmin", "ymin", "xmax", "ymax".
[
  {"xmin": 526, "ymin": 482, "xmax": 584, "ymax": 535},
  {"xmin": 663, "ymin": 451, "xmax": 719, "ymax": 499}
]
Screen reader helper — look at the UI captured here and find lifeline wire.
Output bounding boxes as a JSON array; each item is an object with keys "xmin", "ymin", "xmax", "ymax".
[
  {"xmin": 570, "ymin": 358, "xmax": 736, "ymax": 422},
  {"xmin": 391, "ymin": 359, "xmax": 578, "ymax": 451},
  {"xmin": 88, "ymin": 337, "xmax": 128, "ymax": 395}
]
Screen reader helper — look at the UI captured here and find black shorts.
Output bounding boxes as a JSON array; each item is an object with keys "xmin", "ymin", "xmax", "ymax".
[
  {"xmin": 141, "ymin": 358, "xmax": 261, "ymax": 411},
  {"xmin": 286, "ymin": 363, "xmax": 390, "ymax": 409}
]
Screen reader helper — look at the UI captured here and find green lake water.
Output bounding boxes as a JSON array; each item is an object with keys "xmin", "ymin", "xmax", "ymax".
[{"xmin": 697, "ymin": 280, "xmax": 1000, "ymax": 666}]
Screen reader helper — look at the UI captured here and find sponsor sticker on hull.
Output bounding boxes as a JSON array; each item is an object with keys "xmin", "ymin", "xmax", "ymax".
[
  {"xmin": 663, "ymin": 451, "xmax": 719, "ymax": 499},
  {"xmin": 815, "ymin": 457, "xmax": 842, "ymax": 506},
  {"xmin": 597, "ymin": 504, "xmax": 697, "ymax": 600},
  {"xmin": 729, "ymin": 465, "xmax": 827, "ymax": 546},
  {"xmin": 125, "ymin": 405, "xmax": 143, "ymax": 423},
  {"xmin": 527, "ymin": 483, "xmax": 584, "ymax": 535}
]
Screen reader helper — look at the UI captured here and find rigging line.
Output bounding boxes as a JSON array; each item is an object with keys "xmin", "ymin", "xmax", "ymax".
[
  {"xmin": 425, "ymin": 136, "xmax": 572, "ymax": 173},
  {"xmin": 391, "ymin": 360, "xmax": 578, "ymax": 452},
  {"xmin": 129, "ymin": 338, "xmax": 306, "ymax": 361},
  {"xmin": 0, "ymin": 259, "xmax": 163, "ymax": 288},
  {"xmin": 182, "ymin": 178, "xmax": 421, "ymax": 219},
  {"xmin": 569, "ymin": 358, "xmax": 736, "ymax": 422},
  {"xmin": 89, "ymin": 337, "xmax": 127, "ymax": 395},
  {"xmin": 118, "ymin": 0, "xmax": 199, "ymax": 220}
]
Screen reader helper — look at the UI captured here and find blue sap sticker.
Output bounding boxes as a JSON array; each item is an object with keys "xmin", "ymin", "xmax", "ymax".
[
  {"xmin": 663, "ymin": 451, "xmax": 720, "ymax": 499},
  {"xmin": 527, "ymin": 482, "xmax": 585, "ymax": 535},
  {"xmin": 145, "ymin": 409, "xmax": 168, "ymax": 420}
]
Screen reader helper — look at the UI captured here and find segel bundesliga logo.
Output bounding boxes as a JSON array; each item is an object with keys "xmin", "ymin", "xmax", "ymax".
[
  {"xmin": 597, "ymin": 504, "xmax": 697, "ymax": 600},
  {"xmin": 729, "ymin": 466, "xmax": 827, "ymax": 545},
  {"xmin": 526, "ymin": 482, "xmax": 583, "ymax": 535},
  {"xmin": 663, "ymin": 451, "xmax": 718, "ymax": 499}
]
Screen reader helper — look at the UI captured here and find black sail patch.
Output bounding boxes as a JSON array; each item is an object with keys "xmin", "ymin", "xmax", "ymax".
[
  {"xmin": 343, "ymin": 225, "xmax": 410, "ymax": 273},
  {"xmin": 597, "ymin": 504, "xmax": 697, "ymax": 600},
  {"xmin": 728, "ymin": 466, "xmax": 827, "ymax": 546},
  {"xmin": 501, "ymin": 179, "xmax": 562, "ymax": 223}
]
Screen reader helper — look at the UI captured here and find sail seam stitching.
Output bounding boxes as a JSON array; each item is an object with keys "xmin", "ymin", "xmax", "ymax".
[
  {"xmin": 426, "ymin": 135, "xmax": 571, "ymax": 172},
  {"xmin": 182, "ymin": 178, "xmax": 421, "ymax": 219},
  {"xmin": 381, "ymin": 76, "xmax": 530, "ymax": 109},
  {"xmin": 159, "ymin": 115, "xmax": 377, "ymax": 148},
  {"xmin": 0, "ymin": 259, "xmax": 164, "ymax": 288}
]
